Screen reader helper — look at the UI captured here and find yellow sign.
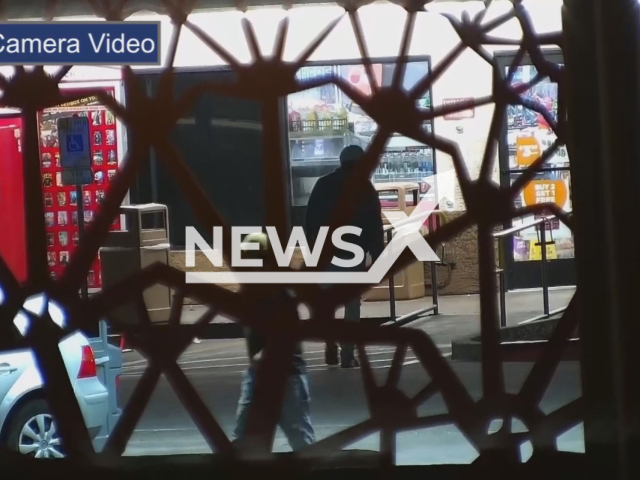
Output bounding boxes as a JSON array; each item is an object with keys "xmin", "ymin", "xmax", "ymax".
[
  {"xmin": 523, "ymin": 179, "xmax": 568, "ymax": 209},
  {"xmin": 529, "ymin": 242, "xmax": 558, "ymax": 261},
  {"xmin": 516, "ymin": 135, "xmax": 541, "ymax": 167}
]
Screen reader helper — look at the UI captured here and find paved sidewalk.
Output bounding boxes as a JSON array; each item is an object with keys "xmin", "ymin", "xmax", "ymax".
[
  {"xmin": 179, "ymin": 286, "xmax": 576, "ymax": 326},
  {"xmin": 120, "ymin": 287, "xmax": 579, "ymax": 459},
  {"xmin": 170, "ymin": 287, "xmax": 577, "ymax": 346}
]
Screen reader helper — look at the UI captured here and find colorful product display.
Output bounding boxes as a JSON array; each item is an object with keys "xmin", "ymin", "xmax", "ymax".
[
  {"xmin": 374, "ymin": 148, "xmax": 434, "ymax": 182},
  {"xmin": 39, "ymin": 87, "xmax": 121, "ymax": 288},
  {"xmin": 506, "ymin": 65, "xmax": 565, "ymax": 171},
  {"xmin": 506, "ymin": 64, "xmax": 574, "ymax": 262},
  {"xmin": 288, "ymin": 61, "xmax": 434, "ymax": 207}
]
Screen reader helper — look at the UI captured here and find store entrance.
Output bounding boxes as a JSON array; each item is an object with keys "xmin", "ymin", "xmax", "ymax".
[
  {"xmin": 496, "ymin": 51, "xmax": 576, "ymax": 290},
  {"xmin": 287, "ymin": 58, "xmax": 435, "ymax": 228}
]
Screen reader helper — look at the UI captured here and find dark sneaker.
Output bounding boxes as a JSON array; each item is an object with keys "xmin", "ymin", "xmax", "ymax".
[{"xmin": 341, "ymin": 358, "xmax": 359, "ymax": 368}]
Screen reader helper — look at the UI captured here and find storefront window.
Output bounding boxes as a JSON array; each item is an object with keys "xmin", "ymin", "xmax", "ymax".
[
  {"xmin": 505, "ymin": 64, "xmax": 573, "ymax": 261},
  {"xmin": 510, "ymin": 172, "xmax": 574, "ymax": 261},
  {"xmin": 287, "ymin": 60, "xmax": 434, "ymax": 207}
]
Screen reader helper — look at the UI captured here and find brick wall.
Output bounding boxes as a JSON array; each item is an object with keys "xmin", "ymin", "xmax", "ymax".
[
  {"xmin": 422, "ymin": 213, "xmax": 501, "ymax": 296},
  {"xmin": 425, "ymin": 219, "xmax": 480, "ymax": 295}
]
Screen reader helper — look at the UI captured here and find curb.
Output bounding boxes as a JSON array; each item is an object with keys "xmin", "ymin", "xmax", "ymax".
[
  {"xmin": 196, "ymin": 316, "xmax": 391, "ymax": 339},
  {"xmin": 111, "ymin": 317, "xmax": 393, "ymax": 342},
  {"xmin": 450, "ymin": 313, "xmax": 580, "ymax": 362},
  {"xmin": 451, "ymin": 338, "xmax": 581, "ymax": 362}
]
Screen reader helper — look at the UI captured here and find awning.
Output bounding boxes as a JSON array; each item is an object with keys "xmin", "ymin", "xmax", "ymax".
[{"xmin": 2, "ymin": 0, "xmax": 470, "ymax": 20}]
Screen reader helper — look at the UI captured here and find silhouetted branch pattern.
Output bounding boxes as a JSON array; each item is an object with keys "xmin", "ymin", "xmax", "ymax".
[{"xmin": 0, "ymin": 0, "xmax": 579, "ymax": 470}]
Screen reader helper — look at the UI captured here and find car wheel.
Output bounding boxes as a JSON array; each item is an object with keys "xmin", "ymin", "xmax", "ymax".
[{"xmin": 5, "ymin": 399, "xmax": 64, "ymax": 458}]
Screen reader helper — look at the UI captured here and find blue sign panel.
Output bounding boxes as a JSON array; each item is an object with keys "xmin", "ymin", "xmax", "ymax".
[
  {"xmin": 58, "ymin": 116, "xmax": 91, "ymax": 170},
  {"xmin": 66, "ymin": 133, "xmax": 83, "ymax": 152},
  {"xmin": 59, "ymin": 114, "xmax": 93, "ymax": 186},
  {"xmin": 0, "ymin": 21, "xmax": 160, "ymax": 65}
]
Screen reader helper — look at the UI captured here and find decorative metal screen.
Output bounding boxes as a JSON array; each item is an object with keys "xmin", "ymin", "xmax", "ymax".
[{"xmin": 0, "ymin": 0, "xmax": 581, "ymax": 472}]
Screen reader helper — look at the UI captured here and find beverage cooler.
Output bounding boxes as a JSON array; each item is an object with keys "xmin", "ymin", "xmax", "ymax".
[
  {"xmin": 0, "ymin": 86, "xmax": 123, "ymax": 288},
  {"xmin": 288, "ymin": 119, "xmax": 370, "ymax": 206},
  {"xmin": 287, "ymin": 62, "xmax": 436, "ymax": 209},
  {"xmin": 0, "ymin": 116, "xmax": 27, "ymax": 283},
  {"xmin": 376, "ymin": 133, "xmax": 436, "ymax": 206}
]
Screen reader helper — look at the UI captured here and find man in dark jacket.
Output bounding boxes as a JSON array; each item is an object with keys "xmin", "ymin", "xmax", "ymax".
[
  {"xmin": 231, "ymin": 233, "xmax": 315, "ymax": 451},
  {"xmin": 305, "ymin": 145, "xmax": 384, "ymax": 368}
]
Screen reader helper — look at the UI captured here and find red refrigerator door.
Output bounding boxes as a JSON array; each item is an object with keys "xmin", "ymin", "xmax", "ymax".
[{"xmin": 0, "ymin": 117, "xmax": 26, "ymax": 283}]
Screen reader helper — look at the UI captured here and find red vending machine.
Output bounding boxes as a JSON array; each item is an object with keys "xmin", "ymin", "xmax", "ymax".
[
  {"xmin": 38, "ymin": 87, "xmax": 122, "ymax": 288},
  {"xmin": 0, "ymin": 116, "xmax": 27, "ymax": 283}
]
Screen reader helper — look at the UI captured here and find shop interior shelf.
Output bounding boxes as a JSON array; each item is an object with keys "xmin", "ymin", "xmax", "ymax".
[
  {"xmin": 291, "ymin": 156, "xmax": 340, "ymax": 162},
  {"xmin": 289, "ymin": 133, "xmax": 349, "ymax": 141},
  {"xmin": 374, "ymin": 173, "xmax": 431, "ymax": 181},
  {"xmin": 288, "ymin": 119, "xmax": 352, "ymax": 138}
]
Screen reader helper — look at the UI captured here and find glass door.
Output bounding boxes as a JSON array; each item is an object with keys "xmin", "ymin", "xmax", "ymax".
[{"xmin": 497, "ymin": 51, "xmax": 576, "ymax": 290}]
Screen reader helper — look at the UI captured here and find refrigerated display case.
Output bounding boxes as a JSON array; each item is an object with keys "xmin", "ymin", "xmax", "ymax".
[
  {"xmin": 288, "ymin": 60, "xmax": 434, "ymax": 208},
  {"xmin": 375, "ymin": 127, "xmax": 439, "ymax": 205},
  {"xmin": 288, "ymin": 83, "xmax": 371, "ymax": 206},
  {"xmin": 38, "ymin": 87, "xmax": 122, "ymax": 288}
]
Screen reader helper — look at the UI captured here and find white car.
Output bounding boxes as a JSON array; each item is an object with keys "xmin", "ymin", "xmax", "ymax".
[{"xmin": 0, "ymin": 296, "xmax": 109, "ymax": 458}]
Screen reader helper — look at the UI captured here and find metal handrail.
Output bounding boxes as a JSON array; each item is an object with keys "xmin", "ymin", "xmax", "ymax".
[
  {"xmin": 493, "ymin": 213, "xmax": 570, "ymax": 327},
  {"xmin": 493, "ymin": 217, "xmax": 548, "ymax": 238},
  {"xmin": 382, "ymin": 212, "xmax": 442, "ymax": 325}
]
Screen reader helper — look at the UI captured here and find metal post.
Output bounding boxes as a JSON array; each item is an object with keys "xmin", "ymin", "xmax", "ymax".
[
  {"xmin": 380, "ymin": 428, "xmax": 395, "ymax": 467},
  {"xmin": 539, "ymin": 222, "xmax": 550, "ymax": 316},
  {"xmin": 430, "ymin": 261, "xmax": 438, "ymax": 314},
  {"xmin": 387, "ymin": 229, "xmax": 396, "ymax": 322},
  {"xmin": 498, "ymin": 236, "xmax": 507, "ymax": 327},
  {"xmin": 430, "ymin": 215, "xmax": 439, "ymax": 314},
  {"xmin": 499, "ymin": 272, "xmax": 506, "ymax": 328},
  {"xmin": 76, "ymin": 184, "xmax": 89, "ymax": 301}
]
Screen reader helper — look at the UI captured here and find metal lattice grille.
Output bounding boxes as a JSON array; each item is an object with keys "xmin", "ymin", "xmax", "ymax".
[{"xmin": 0, "ymin": 0, "xmax": 580, "ymax": 471}]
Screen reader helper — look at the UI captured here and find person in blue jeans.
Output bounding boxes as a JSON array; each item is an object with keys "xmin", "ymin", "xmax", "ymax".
[
  {"xmin": 231, "ymin": 233, "xmax": 315, "ymax": 451},
  {"xmin": 232, "ymin": 357, "xmax": 315, "ymax": 451},
  {"xmin": 305, "ymin": 145, "xmax": 384, "ymax": 368}
]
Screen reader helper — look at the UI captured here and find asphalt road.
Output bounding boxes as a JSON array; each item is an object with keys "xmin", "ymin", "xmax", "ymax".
[{"xmin": 118, "ymin": 338, "xmax": 584, "ymax": 464}]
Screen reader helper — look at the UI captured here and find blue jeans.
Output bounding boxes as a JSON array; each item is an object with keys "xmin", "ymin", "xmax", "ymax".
[{"xmin": 232, "ymin": 366, "xmax": 316, "ymax": 451}]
